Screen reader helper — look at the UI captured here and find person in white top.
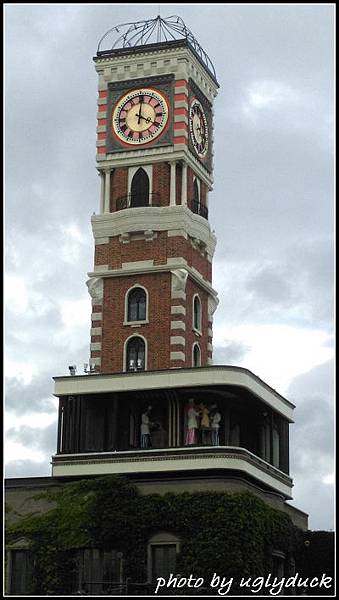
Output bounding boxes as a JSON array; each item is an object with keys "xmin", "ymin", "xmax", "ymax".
[
  {"xmin": 140, "ymin": 405, "xmax": 153, "ymax": 448},
  {"xmin": 210, "ymin": 404, "xmax": 221, "ymax": 446}
]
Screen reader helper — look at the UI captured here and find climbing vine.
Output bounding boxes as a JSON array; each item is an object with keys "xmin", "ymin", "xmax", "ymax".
[{"xmin": 6, "ymin": 475, "xmax": 303, "ymax": 595}]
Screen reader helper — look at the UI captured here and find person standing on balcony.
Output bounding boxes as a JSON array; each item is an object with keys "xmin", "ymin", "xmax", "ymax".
[
  {"xmin": 185, "ymin": 399, "xmax": 200, "ymax": 446},
  {"xmin": 140, "ymin": 405, "xmax": 153, "ymax": 448},
  {"xmin": 210, "ymin": 405, "xmax": 221, "ymax": 446}
]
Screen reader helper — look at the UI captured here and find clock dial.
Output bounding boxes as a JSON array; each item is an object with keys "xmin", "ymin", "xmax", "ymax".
[
  {"xmin": 189, "ymin": 99, "xmax": 209, "ymax": 158},
  {"xmin": 112, "ymin": 88, "xmax": 169, "ymax": 145}
]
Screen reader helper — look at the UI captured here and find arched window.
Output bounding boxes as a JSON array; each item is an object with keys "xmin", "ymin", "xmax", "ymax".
[
  {"xmin": 126, "ymin": 336, "xmax": 146, "ymax": 371},
  {"xmin": 130, "ymin": 168, "xmax": 149, "ymax": 207},
  {"xmin": 193, "ymin": 295, "xmax": 202, "ymax": 332},
  {"xmin": 192, "ymin": 343, "xmax": 201, "ymax": 367},
  {"xmin": 127, "ymin": 287, "xmax": 147, "ymax": 322},
  {"xmin": 192, "ymin": 178, "xmax": 200, "ymax": 214}
]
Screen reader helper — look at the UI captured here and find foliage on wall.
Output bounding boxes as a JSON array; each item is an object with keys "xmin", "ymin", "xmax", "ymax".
[{"xmin": 7, "ymin": 475, "xmax": 303, "ymax": 595}]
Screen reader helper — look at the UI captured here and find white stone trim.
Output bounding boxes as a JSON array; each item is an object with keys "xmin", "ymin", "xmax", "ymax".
[
  {"xmin": 51, "ymin": 447, "xmax": 292, "ymax": 498},
  {"xmin": 170, "ymin": 336, "xmax": 186, "ymax": 346},
  {"xmin": 171, "ymin": 305, "xmax": 186, "ymax": 315},
  {"xmin": 121, "ymin": 259, "xmax": 154, "ymax": 269},
  {"xmin": 54, "ymin": 366, "xmax": 295, "ymax": 421},
  {"xmin": 86, "ymin": 277, "xmax": 104, "ymax": 303},
  {"xmin": 97, "ymin": 111, "xmax": 107, "ymax": 119},
  {"xmin": 208, "ymin": 328, "xmax": 213, "ymax": 337},
  {"xmin": 174, "ymin": 114, "xmax": 189, "ymax": 124},
  {"xmin": 90, "ymin": 342, "xmax": 102, "ymax": 351},
  {"xmin": 96, "ymin": 145, "xmax": 213, "ymax": 188},
  {"xmin": 208, "ymin": 342, "xmax": 213, "ymax": 352},
  {"xmin": 95, "ymin": 237, "xmax": 110, "ymax": 245},
  {"xmin": 174, "ymin": 86, "xmax": 188, "ymax": 95},
  {"xmin": 94, "ymin": 45, "xmax": 218, "ymax": 102},
  {"xmin": 92, "ymin": 312, "xmax": 102, "ymax": 321},
  {"xmin": 174, "ymin": 100, "xmax": 189, "ymax": 109},
  {"xmin": 171, "ymin": 290, "xmax": 186, "ymax": 300},
  {"xmin": 174, "ymin": 128, "xmax": 188, "ymax": 138},
  {"xmin": 91, "ymin": 205, "xmax": 217, "ymax": 258},
  {"xmin": 90, "ymin": 357, "xmax": 101, "ymax": 367},
  {"xmin": 94, "ymin": 264, "xmax": 109, "ymax": 271},
  {"xmin": 207, "ymin": 357, "xmax": 213, "ymax": 365},
  {"xmin": 91, "ymin": 327, "xmax": 102, "ymax": 336},
  {"xmin": 167, "ymin": 229, "xmax": 188, "ymax": 238},
  {"xmin": 171, "ymin": 321, "xmax": 186, "ymax": 330},
  {"xmin": 170, "ymin": 351, "xmax": 185, "ymax": 361}
]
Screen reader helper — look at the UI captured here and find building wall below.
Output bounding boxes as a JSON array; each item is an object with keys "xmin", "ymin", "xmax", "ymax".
[{"xmin": 5, "ymin": 474, "xmax": 308, "ymax": 531}]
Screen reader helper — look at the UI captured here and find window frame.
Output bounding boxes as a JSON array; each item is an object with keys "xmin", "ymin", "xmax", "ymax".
[
  {"xmin": 127, "ymin": 165, "xmax": 153, "ymax": 207},
  {"xmin": 124, "ymin": 285, "xmax": 149, "ymax": 325},
  {"xmin": 147, "ymin": 532, "xmax": 180, "ymax": 583},
  {"xmin": 192, "ymin": 294, "xmax": 202, "ymax": 334},
  {"xmin": 124, "ymin": 334, "xmax": 148, "ymax": 372},
  {"xmin": 192, "ymin": 342, "xmax": 201, "ymax": 367}
]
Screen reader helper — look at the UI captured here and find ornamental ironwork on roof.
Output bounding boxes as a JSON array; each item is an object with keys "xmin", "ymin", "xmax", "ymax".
[{"xmin": 96, "ymin": 15, "xmax": 217, "ymax": 82}]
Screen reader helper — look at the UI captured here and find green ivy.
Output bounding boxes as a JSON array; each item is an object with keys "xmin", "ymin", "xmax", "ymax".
[{"xmin": 6, "ymin": 475, "xmax": 303, "ymax": 595}]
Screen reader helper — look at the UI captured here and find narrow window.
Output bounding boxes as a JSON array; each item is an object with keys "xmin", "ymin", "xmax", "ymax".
[
  {"xmin": 126, "ymin": 337, "xmax": 146, "ymax": 371},
  {"xmin": 192, "ymin": 178, "xmax": 200, "ymax": 214},
  {"xmin": 148, "ymin": 533, "xmax": 180, "ymax": 583},
  {"xmin": 127, "ymin": 288, "xmax": 147, "ymax": 322},
  {"xmin": 130, "ymin": 168, "xmax": 149, "ymax": 207},
  {"xmin": 272, "ymin": 426, "xmax": 280, "ymax": 468},
  {"xmin": 193, "ymin": 343, "xmax": 201, "ymax": 367},
  {"xmin": 9, "ymin": 550, "xmax": 34, "ymax": 595},
  {"xmin": 151, "ymin": 545, "xmax": 177, "ymax": 581},
  {"xmin": 193, "ymin": 295, "xmax": 202, "ymax": 332}
]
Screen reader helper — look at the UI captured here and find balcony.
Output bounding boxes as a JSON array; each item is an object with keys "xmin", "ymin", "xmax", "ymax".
[
  {"xmin": 191, "ymin": 199, "xmax": 208, "ymax": 219},
  {"xmin": 116, "ymin": 193, "xmax": 160, "ymax": 211}
]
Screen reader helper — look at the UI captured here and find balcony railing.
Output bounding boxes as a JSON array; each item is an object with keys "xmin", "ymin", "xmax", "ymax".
[
  {"xmin": 191, "ymin": 199, "xmax": 208, "ymax": 219},
  {"xmin": 116, "ymin": 193, "xmax": 160, "ymax": 211}
]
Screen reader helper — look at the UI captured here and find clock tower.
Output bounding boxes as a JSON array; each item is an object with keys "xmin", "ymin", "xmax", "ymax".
[{"xmin": 87, "ymin": 16, "xmax": 219, "ymax": 374}]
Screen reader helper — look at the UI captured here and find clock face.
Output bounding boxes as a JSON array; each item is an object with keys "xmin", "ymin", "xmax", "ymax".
[
  {"xmin": 189, "ymin": 99, "xmax": 209, "ymax": 158},
  {"xmin": 112, "ymin": 88, "xmax": 169, "ymax": 146}
]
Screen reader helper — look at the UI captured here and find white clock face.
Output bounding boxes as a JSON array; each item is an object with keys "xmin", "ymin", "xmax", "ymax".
[
  {"xmin": 112, "ymin": 88, "xmax": 169, "ymax": 146},
  {"xmin": 189, "ymin": 99, "xmax": 209, "ymax": 158}
]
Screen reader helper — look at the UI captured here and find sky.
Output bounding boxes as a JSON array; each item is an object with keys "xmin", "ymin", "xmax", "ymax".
[{"xmin": 4, "ymin": 4, "xmax": 334, "ymax": 531}]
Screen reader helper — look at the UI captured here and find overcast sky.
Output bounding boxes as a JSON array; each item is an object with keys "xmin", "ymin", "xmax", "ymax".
[{"xmin": 4, "ymin": 4, "xmax": 334, "ymax": 531}]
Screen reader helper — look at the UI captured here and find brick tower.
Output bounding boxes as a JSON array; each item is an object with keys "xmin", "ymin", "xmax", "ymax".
[
  {"xmin": 50, "ymin": 17, "xmax": 307, "ymax": 539},
  {"xmin": 87, "ymin": 17, "xmax": 219, "ymax": 374}
]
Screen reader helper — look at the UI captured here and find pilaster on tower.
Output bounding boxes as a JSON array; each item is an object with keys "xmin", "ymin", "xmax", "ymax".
[{"xmin": 87, "ymin": 19, "xmax": 220, "ymax": 374}]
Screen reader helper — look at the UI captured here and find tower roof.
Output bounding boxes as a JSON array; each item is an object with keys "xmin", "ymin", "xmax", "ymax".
[{"xmin": 96, "ymin": 15, "xmax": 217, "ymax": 83}]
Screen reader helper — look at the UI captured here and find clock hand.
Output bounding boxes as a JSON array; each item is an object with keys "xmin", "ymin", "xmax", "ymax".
[
  {"xmin": 135, "ymin": 114, "xmax": 157, "ymax": 125},
  {"xmin": 137, "ymin": 96, "xmax": 143, "ymax": 124}
]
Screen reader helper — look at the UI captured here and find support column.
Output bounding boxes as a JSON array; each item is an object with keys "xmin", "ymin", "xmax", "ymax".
[
  {"xmin": 181, "ymin": 162, "xmax": 187, "ymax": 206},
  {"xmin": 104, "ymin": 169, "xmax": 111, "ymax": 213},
  {"xmin": 99, "ymin": 171, "xmax": 105, "ymax": 214},
  {"xmin": 169, "ymin": 161, "xmax": 176, "ymax": 206}
]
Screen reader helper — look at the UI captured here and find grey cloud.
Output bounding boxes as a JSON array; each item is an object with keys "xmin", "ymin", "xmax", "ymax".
[
  {"xmin": 5, "ymin": 460, "xmax": 52, "ymax": 479},
  {"xmin": 5, "ymin": 374, "xmax": 57, "ymax": 414},
  {"xmin": 213, "ymin": 341, "xmax": 251, "ymax": 365},
  {"xmin": 287, "ymin": 360, "xmax": 334, "ymax": 528},
  {"xmin": 6, "ymin": 422, "xmax": 57, "ymax": 456}
]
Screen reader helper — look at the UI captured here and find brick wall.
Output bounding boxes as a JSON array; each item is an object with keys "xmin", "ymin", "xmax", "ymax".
[{"xmin": 100, "ymin": 272, "xmax": 172, "ymax": 373}]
